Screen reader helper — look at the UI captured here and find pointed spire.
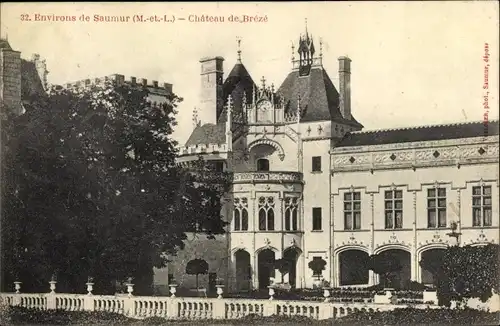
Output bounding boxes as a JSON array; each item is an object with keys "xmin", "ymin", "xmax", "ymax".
[
  {"xmin": 236, "ymin": 37, "xmax": 242, "ymax": 63},
  {"xmin": 305, "ymin": 18, "xmax": 309, "ymax": 41}
]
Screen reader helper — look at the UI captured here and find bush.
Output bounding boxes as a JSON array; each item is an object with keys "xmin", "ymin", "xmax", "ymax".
[
  {"xmin": 140, "ymin": 316, "xmax": 168, "ymax": 325},
  {"xmin": 331, "ymin": 307, "xmax": 499, "ymax": 325},
  {"xmin": 1, "ymin": 306, "xmax": 135, "ymax": 325},
  {"xmin": 2, "ymin": 305, "xmax": 497, "ymax": 325}
]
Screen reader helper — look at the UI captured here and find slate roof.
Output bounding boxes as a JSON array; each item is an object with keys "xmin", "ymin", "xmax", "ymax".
[
  {"xmin": 335, "ymin": 120, "xmax": 499, "ymax": 147},
  {"xmin": 0, "ymin": 38, "xmax": 13, "ymax": 50},
  {"xmin": 185, "ymin": 123, "xmax": 226, "ymax": 146},
  {"xmin": 277, "ymin": 66, "xmax": 363, "ymax": 128},
  {"xmin": 218, "ymin": 62, "xmax": 256, "ymax": 123}
]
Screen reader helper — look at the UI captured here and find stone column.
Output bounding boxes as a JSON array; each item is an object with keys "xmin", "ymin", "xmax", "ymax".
[
  {"xmin": 276, "ymin": 195, "xmax": 284, "ymax": 232},
  {"xmin": 333, "ymin": 253, "xmax": 340, "ymax": 287},
  {"xmin": 369, "ymin": 193, "xmax": 376, "ymax": 285},
  {"xmin": 251, "ymin": 191, "xmax": 257, "ymax": 289},
  {"xmin": 329, "ymin": 194, "xmax": 335, "ymax": 285},
  {"xmin": 411, "ymin": 191, "xmax": 418, "ymax": 281}
]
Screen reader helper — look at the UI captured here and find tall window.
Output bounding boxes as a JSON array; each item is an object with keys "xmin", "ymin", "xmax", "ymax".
[
  {"xmin": 344, "ymin": 192, "xmax": 361, "ymax": 230},
  {"xmin": 427, "ymin": 188, "xmax": 447, "ymax": 228},
  {"xmin": 284, "ymin": 197, "xmax": 299, "ymax": 231},
  {"xmin": 385, "ymin": 190, "xmax": 403, "ymax": 229},
  {"xmin": 312, "ymin": 207, "xmax": 322, "ymax": 231},
  {"xmin": 257, "ymin": 159, "xmax": 270, "ymax": 172},
  {"xmin": 234, "ymin": 197, "xmax": 249, "ymax": 231},
  {"xmin": 312, "ymin": 156, "xmax": 322, "ymax": 172},
  {"xmin": 473, "ymin": 185, "xmax": 492, "ymax": 227},
  {"xmin": 258, "ymin": 196, "xmax": 275, "ymax": 230}
]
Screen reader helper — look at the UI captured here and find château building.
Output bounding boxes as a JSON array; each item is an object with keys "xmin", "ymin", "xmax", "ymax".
[
  {"xmin": 0, "ymin": 38, "xmax": 48, "ymax": 116},
  {"xmin": 162, "ymin": 28, "xmax": 499, "ymax": 293}
]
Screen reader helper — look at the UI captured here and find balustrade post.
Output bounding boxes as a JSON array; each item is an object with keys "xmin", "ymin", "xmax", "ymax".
[
  {"xmin": 122, "ymin": 277, "xmax": 135, "ymax": 317},
  {"xmin": 47, "ymin": 280, "xmax": 57, "ymax": 310},
  {"xmin": 320, "ymin": 302, "xmax": 335, "ymax": 319},
  {"xmin": 166, "ymin": 296, "xmax": 178, "ymax": 318},
  {"xmin": 83, "ymin": 277, "xmax": 95, "ymax": 311},
  {"xmin": 12, "ymin": 281, "xmax": 21, "ymax": 306},
  {"xmin": 263, "ymin": 299, "xmax": 276, "ymax": 317},
  {"xmin": 212, "ymin": 298, "xmax": 226, "ymax": 319},
  {"xmin": 123, "ymin": 296, "xmax": 135, "ymax": 317}
]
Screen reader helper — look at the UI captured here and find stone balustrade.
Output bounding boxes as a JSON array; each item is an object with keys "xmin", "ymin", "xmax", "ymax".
[
  {"xmin": 233, "ymin": 171, "xmax": 303, "ymax": 184},
  {"xmin": 177, "ymin": 143, "xmax": 229, "ymax": 156},
  {"xmin": 0, "ymin": 281, "xmax": 441, "ymax": 321}
]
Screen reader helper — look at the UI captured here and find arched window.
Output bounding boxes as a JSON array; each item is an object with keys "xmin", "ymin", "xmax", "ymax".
[
  {"xmin": 258, "ymin": 196, "xmax": 275, "ymax": 231},
  {"xmin": 256, "ymin": 159, "xmax": 270, "ymax": 172},
  {"xmin": 234, "ymin": 209, "xmax": 241, "ymax": 231},
  {"xmin": 234, "ymin": 198, "xmax": 249, "ymax": 231},
  {"xmin": 284, "ymin": 197, "xmax": 299, "ymax": 231}
]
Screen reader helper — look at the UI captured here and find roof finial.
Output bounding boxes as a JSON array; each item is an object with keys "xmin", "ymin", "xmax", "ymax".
[
  {"xmin": 291, "ymin": 42, "xmax": 295, "ymax": 61},
  {"xmin": 305, "ymin": 18, "xmax": 308, "ymax": 38},
  {"xmin": 236, "ymin": 36, "xmax": 242, "ymax": 63},
  {"xmin": 319, "ymin": 38, "xmax": 323, "ymax": 58},
  {"xmin": 261, "ymin": 76, "xmax": 266, "ymax": 89},
  {"xmin": 192, "ymin": 107, "xmax": 199, "ymax": 127}
]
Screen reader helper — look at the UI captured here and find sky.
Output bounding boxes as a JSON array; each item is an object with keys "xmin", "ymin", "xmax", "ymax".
[{"xmin": 1, "ymin": 2, "xmax": 499, "ymax": 144}]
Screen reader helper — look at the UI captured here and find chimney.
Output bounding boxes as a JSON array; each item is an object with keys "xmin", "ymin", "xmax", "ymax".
[
  {"xmin": 338, "ymin": 56, "xmax": 352, "ymax": 120},
  {"xmin": 32, "ymin": 53, "xmax": 49, "ymax": 90},
  {"xmin": 152, "ymin": 80, "xmax": 158, "ymax": 88},
  {"xmin": 0, "ymin": 43, "xmax": 22, "ymax": 115},
  {"xmin": 131, "ymin": 76, "xmax": 136, "ymax": 85},
  {"xmin": 141, "ymin": 78, "xmax": 147, "ymax": 86},
  {"xmin": 199, "ymin": 56, "xmax": 224, "ymax": 125}
]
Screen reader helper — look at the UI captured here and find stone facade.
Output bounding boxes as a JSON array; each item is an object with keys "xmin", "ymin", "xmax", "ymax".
[
  {"xmin": 0, "ymin": 43, "xmax": 22, "ymax": 114},
  {"xmin": 164, "ymin": 28, "xmax": 500, "ymax": 292},
  {"xmin": 0, "ymin": 39, "xmax": 49, "ymax": 115}
]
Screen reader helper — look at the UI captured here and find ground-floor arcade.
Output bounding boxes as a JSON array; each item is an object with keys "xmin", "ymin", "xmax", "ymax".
[
  {"xmin": 228, "ymin": 243, "xmax": 451, "ymax": 291},
  {"xmin": 231, "ymin": 245, "xmax": 304, "ymax": 291},
  {"xmin": 331, "ymin": 244, "xmax": 449, "ymax": 288}
]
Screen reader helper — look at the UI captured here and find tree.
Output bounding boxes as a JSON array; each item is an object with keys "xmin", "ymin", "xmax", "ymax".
[
  {"xmin": 419, "ymin": 249, "xmax": 446, "ymax": 286},
  {"xmin": 308, "ymin": 257, "xmax": 326, "ymax": 281},
  {"xmin": 274, "ymin": 258, "xmax": 292, "ymax": 283},
  {"xmin": 1, "ymin": 82, "xmax": 228, "ymax": 294},
  {"xmin": 367, "ymin": 252, "xmax": 402, "ymax": 289},
  {"xmin": 185, "ymin": 259, "xmax": 209, "ymax": 290},
  {"xmin": 435, "ymin": 244, "xmax": 500, "ymax": 307}
]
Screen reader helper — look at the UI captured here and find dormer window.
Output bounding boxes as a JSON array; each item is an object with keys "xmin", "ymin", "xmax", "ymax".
[{"xmin": 257, "ymin": 159, "xmax": 270, "ymax": 172}]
